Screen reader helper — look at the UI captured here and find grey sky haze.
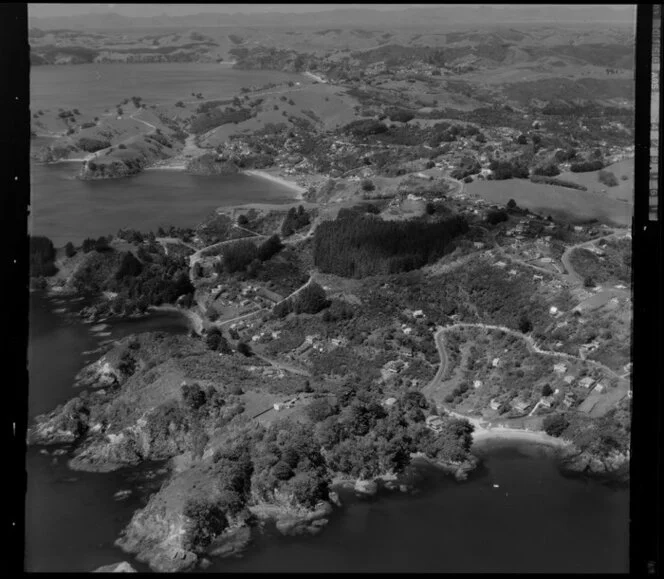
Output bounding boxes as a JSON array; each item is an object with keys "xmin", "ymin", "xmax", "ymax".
[{"xmin": 28, "ymin": 3, "xmax": 634, "ymax": 19}]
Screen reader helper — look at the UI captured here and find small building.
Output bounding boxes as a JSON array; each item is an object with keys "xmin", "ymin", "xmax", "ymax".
[
  {"xmin": 383, "ymin": 397, "xmax": 398, "ymax": 407},
  {"xmin": 384, "ymin": 360, "xmax": 402, "ymax": 374},
  {"xmin": 533, "ymin": 274, "xmax": 544, "ymax": 281},
  {"xmin": 563, "ymin": 375, "xmax": 576, "ymax": 385},
  {"xmin": 490, "ymin": 398, "xmax": 501, "ymax": 410},
  {"xmin": 492, "ymin": 357, "xmax": 501, "ymax": 368},
  {"xmin": 539, "ymin": 398, "xmax": 553, "ymax": 409},
  {"xmin": 594, "ymin": 382, "xmax": 607, "ymax": 393},
  {"xmin": 549, "ymin": 306, "xmax": 559, "ymax": 315},
  {"xmin": 273, "ymin": 402, "xmax": 285, "ymax": 411},
  {"xmin": 473, "ymin": 242, "xmax": 485, "ymax": 249},
  {"xmin": 553, "ymin": 362, "xmax": 567, "ymax": 374},
  {"xmin": 626, "ymin": 389, "xmax": 633, "ymax": 399},
  {"xmin": 512, "ymin": 399, "xmax": 531, "ymax": 413},
  {"xmin": 413, "ymin": 310, "xmax": 425, "ymax": 319},
  {"xmin": 494, "ymin": 261, "xmax": 507, "ymax": 268},
  {"xmin": 579, "ymin": 376, "xmax": 595, "ymax": 389},
  {"xmin": 473, "ymin": 379, "xmax": 483, "ymax": 389},
  {"xmin": 426, "ymin": 415, "xmax": 445, "ymax": 432},
  {"xmin": 403, "ymin": 327, "xmax": 414, "ymax": 335}
]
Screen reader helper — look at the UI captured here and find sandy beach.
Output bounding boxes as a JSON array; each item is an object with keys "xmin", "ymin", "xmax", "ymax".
[
  {"xmin": 243, "ymin": 169, "xmax": 306, "ymax": 198},
  {"xmin": 472, "ymin": 426, "xmax": 571, "ymax": 448},
  {"xmin": 445, "ymin": 410, "xmax": 571, "ymax": 448}
]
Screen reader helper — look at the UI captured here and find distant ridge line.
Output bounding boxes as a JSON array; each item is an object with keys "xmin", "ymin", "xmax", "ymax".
[{"xmin": 28, "ymin": 6, "xmax": 636, "ymax": 30}]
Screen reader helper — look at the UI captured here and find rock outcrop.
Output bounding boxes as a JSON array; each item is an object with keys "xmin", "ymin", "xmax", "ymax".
[
  {"xmin": 354, "ymin": 479, "xmax": 378, "ymax": 496},
  {"xmin": 93, "ymin": 561, "xmax": 137, "ymax": 573},
  {"xmin": 557, "ymin": 447, "xmax": 630, "ymax": 483}
]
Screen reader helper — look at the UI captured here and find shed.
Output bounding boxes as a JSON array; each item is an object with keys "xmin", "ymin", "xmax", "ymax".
[
  {"xmin": 512, "ymin": 399, "xmax": 531, "ymax": 413},
  {"xmin": 553, "ymin": 362, "xmax": 567, "ymax": 374}
]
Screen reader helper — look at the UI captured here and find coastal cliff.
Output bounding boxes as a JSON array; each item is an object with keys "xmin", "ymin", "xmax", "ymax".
[
  {"xmin": 116, "ymin": 452, "xmax": 333, "ymax": 572},
  {"xmin": 557, "ymin": 446, "xmax": 630, "ymax": 483}
]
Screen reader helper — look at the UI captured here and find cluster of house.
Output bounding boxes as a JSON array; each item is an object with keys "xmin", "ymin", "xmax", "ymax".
[
  {"xmin": 251, "ymin": 329, "xmax": 282, "ymax": 344},
  {"xmin": 562, "ymin": 372, "xmax": 609, "ymax": 395},
  {"xmin": 293, "ymin": 334, "xmax": 348, "ymax": 359},
  {"xmin": 485, "ymin": 366, "xmax": 611, "ymax": 416},
  {"xmin": 211, "ymin": 283, "xmax": 282, "ymax": 316}
]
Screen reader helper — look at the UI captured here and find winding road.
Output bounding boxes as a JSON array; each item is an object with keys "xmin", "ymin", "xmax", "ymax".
[
  {"xmin": 560, "ymin": 230, "xmax": 625, "ymax": 284},
  {"xmin": 429, "ymin": 322, "xmax": 626, "ymax": 394}
]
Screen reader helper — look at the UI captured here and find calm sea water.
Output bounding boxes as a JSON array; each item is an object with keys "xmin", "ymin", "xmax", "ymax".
[
  {"xmin": 29, "ymin": 162, "xmax": 296, "ymax": 246},
  {"xmin": 216, "ymin": 444, "xmax": 629, "ymax": 574},
  {"xmin": 30, "ymin": 63, "xmax": 304, "ymax": 115}
]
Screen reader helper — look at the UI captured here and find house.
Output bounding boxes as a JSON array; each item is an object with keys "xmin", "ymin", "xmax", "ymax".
[
  {"xmin": 627, "ymin": 389, "xmax": 633, "ymax": 399},
  {"xmin": 425, "ymin": 415, "xmax": 445, "ymax": 432},
  {"xmin": 473, "ymin": 242, "xmax": 485, "ymax": 249},
  {"xmin": 579, "ymin": 376, "xmax": 595, "ymax": 389},
  {"xmin": 384, "ymin": 360, "xmax": 403, "ymax": 374},
  {"xmin": 473, "ymin": 379, "xmax": 483, "ymax": 389},
  {"xmin": 563, "ymin": 375, "xmax": 576, "ymax": 386},
  {"xmin": 594, "ymin": 382, "xmax": 607, "ymax": 393},
  {"xmin": 412, "ymin": 310, "xmax": 425, "ymax": 319},
  {"xmin": 494, "ymin": 261, "xmax": 507, "ymax": 268},
  {"xmin": 490, "ymin": 398, "xmax": 501, "ymax": 410},
  {"xmin": 533, "ymin": 274, "xmax": 544, "ymax": 281},
  {"xmin": 540, "ymin": 396, "xmax": 554, "ymax": 409},
  {"xmin": 549, "ymin": 306, "xmax": 559, "ymax": 315},
  {"xmin": 512, "ymin": 399, "xmax": 531, "ymax": 413},
  {"xmin": 553, "ymin": 362, "xmax": 567, "ymax": 374},
  {"xmin": 574, "ymin": 226, "xmax": 583, "ymax": 232},
  {"xmin": 383, "ymin": 397, "xmax": 398, "ymax": 407},
  {"xmin": 563, "ymin": 392, "xmax": 576, "ymax": 407},
  {"xmin": 273, "ymin": 402, "xmax": 285, "ymax": 411},
  {"xmin": 492, "ymin": 357, "xmax": 501, "ymax": 368},
  {"xmin": 403, "ymin": 326, "xmax": 413, "ymax": 335}
]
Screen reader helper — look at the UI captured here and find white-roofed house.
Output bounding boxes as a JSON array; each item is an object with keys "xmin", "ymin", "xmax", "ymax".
[{"xmin": 553, "ymin": 362, "xmax": 567, "ymax": 374}]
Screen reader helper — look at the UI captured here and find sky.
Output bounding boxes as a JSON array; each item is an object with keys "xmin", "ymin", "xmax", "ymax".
[{"xmin": 28, "ymin": 4, "xmax": 428, "ymax": 18}]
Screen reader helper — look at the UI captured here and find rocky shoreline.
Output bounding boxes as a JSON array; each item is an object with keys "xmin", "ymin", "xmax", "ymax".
[{"xmin": 27, "ymin": 287, "xmax": 630, "ymax": 572}]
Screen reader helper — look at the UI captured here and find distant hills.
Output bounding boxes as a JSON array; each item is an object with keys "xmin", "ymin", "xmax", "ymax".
[{"xmin": 28, "ymin": 5, "xmax": 636, "ymax": 30}]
